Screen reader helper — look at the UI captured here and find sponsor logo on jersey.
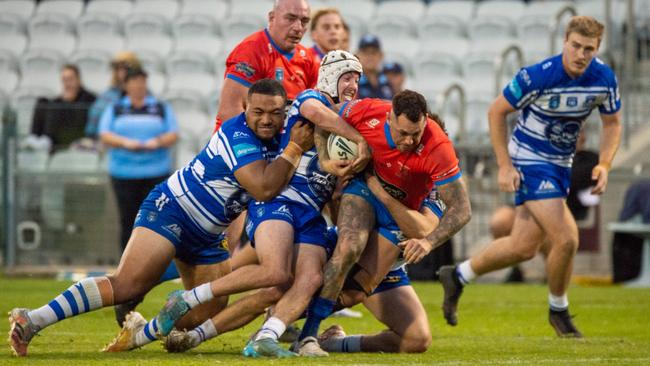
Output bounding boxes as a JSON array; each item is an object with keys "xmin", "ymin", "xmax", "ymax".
[
  {"xmin": 542, "ymin": 61, "xmax": 552, "ymax": 70},
  {"xmin": 545, "ymin": 120, "xmax": 581, "ymax": 153},
  {"xmin": 376, "ymin": 174, "xmax": 407, "ymax": 201},
  {"xmin": 164, "ymin": 224, "xmax": 182, "ymax": 239},
  {"xmin": 519, "ymin": 69, "xmax": 532, "ymax": 86},
  {"xmin": 306, "ymin": 155, "xmax": 336, "ymax": 200},
  {"xmin": 147, "ymin": 211, "xmax": 158, "ymax": 222},
  {"xmin": 343, "ymin": 100, "xmax": 361, "ymax": 119},
  {"xmin": 536, "ymin": 180, "xmax": 558, "ymax": 193},
  {"xmin": 390, "ymin": 230, "xmax": 407, "ymax": 242},
  {"xmin": 275, "ymin": 67, "xmax": 284, "ymax": 81},
  {"xmin": 224, "ymin": 190, "xmax": 250, "ymax": 221},
  {"xmin": 233, "ymin": 143, "xmax": 260, "ymax": 158},
  {"xmin": 255, "ymin": 206, "xmax": 265, "ymax": 217},
  {"xmin": 365, "ymin": 118, "xmax": 380, "ymax": 129},
  {"xmin": 155, "ymin": 193, "xmax": 169, "ymax": 211},
  {"xmin": 232, "ymin": 131, "xmax": 250, "ymax": 139},
  {"xmin": 235, "ymin": 62, "xmax": 256, "ymax": 78},
  {"xmin": 273, "ymin": 204, "xmax": 292, "ymax": 217},
  {"xmin": 508, "ymin": 78, "xmax": 522, "ymax": 99}
]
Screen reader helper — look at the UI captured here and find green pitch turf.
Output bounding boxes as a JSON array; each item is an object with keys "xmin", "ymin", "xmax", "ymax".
[{"xmin": 1, "ymin": 277, "xmax": 649, "ymax": 365}]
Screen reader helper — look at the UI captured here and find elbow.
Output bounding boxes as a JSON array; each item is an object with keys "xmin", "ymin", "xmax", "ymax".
[{"xmin": 250, "ymin": 188, "xmax": 280, "ymax": 202}]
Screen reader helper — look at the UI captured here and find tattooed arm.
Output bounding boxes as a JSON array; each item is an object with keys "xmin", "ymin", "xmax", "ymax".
[{"xmin": 400, "ymin": 178, "xmax": 471, "ymax": 264}]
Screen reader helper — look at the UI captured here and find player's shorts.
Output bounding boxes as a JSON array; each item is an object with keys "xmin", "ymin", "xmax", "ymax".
[
  {"xmin": 246, "ymin": 200, "xmax": 334, "ymax": 257},
  {"xmin": 135, "ymin": 184, "xmax": 230, "ymax": 265},
  {"xmin": 343, "ymin": 179, "xmax": 444, "ymax": 245},
  {"xmin": 514, "ymin": 163, "xmax": 571, "ymax": 206},
  {"xmin": 371, "ymin": 266, "xmax": 411, "ymax": 295}
]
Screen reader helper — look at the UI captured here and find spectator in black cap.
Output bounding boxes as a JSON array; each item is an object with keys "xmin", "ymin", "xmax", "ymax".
[
  {"xmin": 356, "ymin": 34, "xmax": 393, "ymax": 100},
  {"xmin": 383, "ymin": 61, "xmax": 406, "ymax": 94}
]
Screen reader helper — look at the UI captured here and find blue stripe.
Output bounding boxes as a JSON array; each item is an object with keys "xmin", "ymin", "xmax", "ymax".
[
  {"xmin": 62, "ymin": 290, "xmax": 80, "ymax": 316},
  {"xmin": 48, "ymin": 300, "xmax": 66, "ymax": 321},
  {"xmin": 264, "ymin": 28, "xmax": 294, "ymax": 60},
  {"xmin": 74, "ymin": 283, "xmax": 90, "ymax": 313},
  {"xmin": 384, "ymin": 122, "xmax": 396, "ymax": 149},
  {"xmin": 226, "ymin": 74, "xmax": 252, "ymax": 87},
  {"xmin": 196, "ymin": 327, "xmax": 206, "ymax": 342},
  {"xmin": 193, "ymin": 288, "xmax": 201, "ymax": 304},
  {"xmin": 338, "ymin": 101, "xmax": 350, "ymax": 117},
  {"xmin": 437, "ymin": 171, "xmax": 462, "ymax": 186},
  {"xmin": 152, "ymin": 318, "xmax": 158, "ymax": 333},
  {"xmin": 143, "ymin": 322, "xmax": 156, "ymax": 341}
]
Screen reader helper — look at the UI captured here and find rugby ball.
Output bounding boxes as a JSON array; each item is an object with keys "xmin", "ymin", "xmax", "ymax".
[{"xmin": 327, "ymin": 134, "xmax": 358, "ymax": 161}]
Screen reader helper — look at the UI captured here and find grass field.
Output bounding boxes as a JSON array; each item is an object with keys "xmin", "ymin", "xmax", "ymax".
[{"xmin": 1, "ymin": 277, "xmax": 649, "ymax": 365}]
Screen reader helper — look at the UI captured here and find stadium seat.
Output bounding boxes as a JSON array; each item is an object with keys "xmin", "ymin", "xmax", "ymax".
[
  {"xmin": 464, "ymin": 96, "xmax": 493, "ymax": 142},
  {"xmin": 167, "ymin": 72, "xmax": 218, "ymax": 98},
  {"xmin": 468, "ymin": 16, "xmax": 516, "ymax": 42},
  {"xmin": 76, "ymin": 13, "xmax": 121, "ymax": 36},
  {"xmin": 133, "ymin": 50, "xmax": 164, "ymax": 73},
  {"xmin": 172, "ymin": 15, "xmax": 219, "ymax": 39},
  {"xmin": 329, "ymin": 0, "xmax": 376, "ymax": 25},
  {"xmin": 165, "ymin": 51, "xmax": 213, "ymax": 75},
  {"xmin": 180, "ymin": 0, "xmax": 230, "ymax": 24},
  {"xmin": 35, "ymin": 0, "xmax": 84, "ymax": 18},
  {"xmin": 174, "ymin": 35, "xmax": 223, "ymax": 59},
  {"xmin": 414, "ymin": 51, "xmax": 462, "ymax": 79},
  {"xmin": 419, "ymin": 37, "xmax": 469, "ymax": 62},
  {"xmin": 0, "ymin": 50, "xmax": 18, "ymax": 73},
  {"xmin": 0, "ymin": 33, "xmax": 28, "ymax": 59},
  {"xmin": 475, "ymin": 0, "xmax": 526, "ymax": 22},
  {"xmin": 17, "ymin": 149, "xmax": 50, "ymax": 173},
  {"xmin": 418, "ymin": 15, "xmax": 466, "ymax": 40},
  {"xmin": 222, "ymin": 15, "xmax": 266, "ymax": 46},
  {"xmin": 69, "ymin": 50, "xmax": 112, "ymax": 93},
  {"xmin": 162, "ymin": 89, "xmax": 206, "ymax": 113},
  {"xmin": 426, "ymin": 0, "xmax": 475, "ymax": 24},
  {"xmin": 206, "ymin": 88, "xmax": 220, "ymax": 118},
  {"xmin": 0, "ymin": 70, "xmax": 20, "ymax": 95},
  {"xmin": 175, "ymin": 109, "xmax": 212, "ymax": 142},
  {"xmin": 48, "ymin": 149, "xmax": 101, "ymax": 173},
  {"xmin": 462, "ymin": 54, "xmax": 499, "ymax": 99},
  {"xmin": 517, "ymin": 16, "xmax": 553, "ymax": 61},
  {"xmin": 126, "ymin": 34, "xmax": 174, "ymax": 59},
  {"xmin": 382, "ymin": 37, "xmax": 419, "ymax": 75},
  {"xmin": 77, "ymin": 33, "xmax": 125, "ymax": 56},
  {"xmin": 28, "ymin": 33, "xmax": 77, "ymax": 57},
  {"xmin": 146, "ymin": 70, "xmax": 167, "ymax": 96},
  {"xmin": 524, "ymin": 0, "xmax": 574, "ymax": 19},
  {"xmin": 85, "ymin": 0, "xmax": 134, "ymax": 18},
  {"xmin": 28, "ymin": 13, "xmax": 74, "ymax": 36},
  {"xmin": 11, "ymin": 87, "xmax": 57, "ymax": 136},
  {"xmin": 368, "ymin": 16, "xmax": 416, "ymax": 40},
  {"xmin": 19, "ymin": 49, "xmax": 63, "ymax": 75},
  {"xmin": 175, "ymin": 138, "xmax": 201, "ymax": 170},
  {"xmin": 3, "ymin": 0, "xmax": 36, "ymax": 21},
  {"xmin": 0, "ymin": 13, "xmax": 26, "ymax": 35},
  {"xmin": 124, "ymin": 14, "xmax": 169, "ymax": 38},
  {"xmin": 375, "ymin": 0, "xmax": 425, "ymax": 20},
  {"xmin": 131, "ymin": 0, "xmax": 180, "ymax": 21},
  {"xmin": 230, "ymin": 0, "xmax": 272, "ymax": 17}
]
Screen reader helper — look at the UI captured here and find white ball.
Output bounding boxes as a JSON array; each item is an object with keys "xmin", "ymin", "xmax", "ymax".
[{"xmin": 327, "ymin": 134, "xmax": 358, "ymax": 161}]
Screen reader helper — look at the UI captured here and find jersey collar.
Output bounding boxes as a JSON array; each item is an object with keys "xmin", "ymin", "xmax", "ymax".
[
  {"xmin": 312, "ymin": 45, "xmax": 325, "ymax": 59},
  {"xmin": 384, "ymin": 121, "xmax": 396, "ymax": 149},
  {"xmin": 264, "ymin": 28, "xmax": 294, "ymax": 60}
]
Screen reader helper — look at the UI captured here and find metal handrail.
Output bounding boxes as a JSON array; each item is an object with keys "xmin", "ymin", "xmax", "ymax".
[
  {"xmin": 493, "ymin": 44, "xmax": 524, "ymax": 96},
  {"xmin": 550, "ymin": 5, "xmax": 577, "ymax": 54},
  {"xmin": 434, "ymin": 82, "xmax": 466, "ymax": 143}
]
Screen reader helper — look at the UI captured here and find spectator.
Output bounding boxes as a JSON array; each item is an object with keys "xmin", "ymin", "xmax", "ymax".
[
  {"xmin": 340, "ymin": 21, "xmax": 350, "ymax": 51},
  {"xmin": 356, "ymin": 34, "xmax": 393, "ymax": 99},
  {"xmin": 307, "ymin": 7, "xmax": 344, "ymax": 62},
  {"xmin": 28, "ymin": 64, "xmax": 96, "ymax": 152},
  {"xmin": 86, "ymin": 51, "xmax": 141, "ymax": 139},
  {"xmin": 99, "ymin": 67, "xmax": 179, "ymax": 252},
  {"xmin": 383, "ymin": 61, "xmax": 406, "ymax": 94}
]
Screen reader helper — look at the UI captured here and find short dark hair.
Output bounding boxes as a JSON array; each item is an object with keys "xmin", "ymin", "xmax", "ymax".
[
  {"xmin": 247, "ymin": 79, "xmax": 287, "ymax": 101},
  {"xmin": 392, "ymin": 90, "xmax": 427, "ymax": 123},
  {"xmin": 62, "ymin": 64, "xmax": 80, "ymax": 78}
]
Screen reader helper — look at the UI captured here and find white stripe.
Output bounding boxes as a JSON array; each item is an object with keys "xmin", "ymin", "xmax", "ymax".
[
  {"xmin": 179, "ymin": 173, "xmax": 227, "ymax": 227},
  {"xmin": 217, "ymin": 130, "xmax": 236, "ymax": 169},
  {"xmin": 279, "ymin": 187, "xmax": 320, "ymax": 211},
  {"xmin": 68, "ymin": 285, "xmax": 86, "ymax": 314},
  {"xmin": 529, "ymin": 104, "xmax": 592, "ymax": 118},
  {"xmin": 545, "ymin": 86, "xmax": 609, "ymax": 93},
  {"xmin": 516, "ymin": 90, "xmax": 539, "ymax": 109},
  {"xmin": 57, "ymin": 294, "xmax": 73, "ymax": 317}
]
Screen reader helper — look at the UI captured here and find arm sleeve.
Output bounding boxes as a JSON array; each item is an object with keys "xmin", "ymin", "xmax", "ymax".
[
  {"xmin": 97, "ymin": 104, "xmax": 114, "ymax": 134},
  {"xmin": 224, "ymin": 42, "xmax": 265, "ymax": 88},
  {"xmin": 338, "ymin": 99, "xmax": 373, "ymax": 129},
  {"xmin": 502, "ymin": 66, "xmax": 539, "ymax": 110},
  {"xmin": 598, "ymin": 70, "xmax": 622, "ymax": 115},
  {"xmin": 430, "ymin": 141, "xmax": 462, "ymax": 186}
]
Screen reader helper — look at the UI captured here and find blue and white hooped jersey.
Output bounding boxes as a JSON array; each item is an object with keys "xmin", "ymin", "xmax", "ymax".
[
  {"xmin": 503, "ymin": 54, "xmax": 620, "ymax": 168},
  {"xmin": 164, "ymin": 113, "xmax": 279, "ymax": 235},
  {"xmin": 275, "ymin": 89, "xmax": 337, "ymax": 211}
]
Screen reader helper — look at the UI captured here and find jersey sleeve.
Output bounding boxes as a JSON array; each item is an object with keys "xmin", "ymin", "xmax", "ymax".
[
  {"xmin": 598, "ymin": 68, "xmax": 621, "ymax": 115},
  {"xmin": 224, "ymin": 41, "xmax": 265, "ymax": 88},
  {"xmin": 216, "ymin": 124, "xmax": 266, "ymax": 172},
  {"xmin": 338, "ymin": 99, "xmax": 374, "ymax": 129},
  {"xmin": 502, "ymin": 66, "xmax": 540, "ymax": 110},
  {"xmin": 430, "ymin": 139, "xmax": 462, "ymax": 186}
]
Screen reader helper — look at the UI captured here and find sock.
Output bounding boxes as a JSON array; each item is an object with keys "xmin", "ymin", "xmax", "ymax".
[
  {"xmin": 134, "ymin": 317, "xmax": 160, "ymax": 347},
  {"xmin": 182, "ymin": 283, "xmax": 213, "ymax": 308},
  {"xmin": 187, "ymin": 319, "xmax": 218, "ymax": 348},
  {"xmin": 549, "ymin": 293, "xmax": 569, "ymax": 312},
  {"xmin": 28, "ymin": 277, "xmax": 107, "ymax": 330},
  {"xmin": 255, "ymin": 317, "xmax": 286, "ymax": 341},
  {"xmin": 158, "ymin": 262, "xmax": 180, "ymax": 283},
  {"xmin": 322, "ymin": 335, "xmax": 362, "ymax": 353},
  {"xmin": 457, "ymin": 260, "xmax": 476, "ymax": 285},
  {"xmin": 299, "ymin": 297, "xmax": 336, "ymax": 340}
]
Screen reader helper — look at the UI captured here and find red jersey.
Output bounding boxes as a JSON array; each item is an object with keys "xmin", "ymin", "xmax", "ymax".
[
  {"xmin": 305, "ymin": 45, "xmax": 325, "ymax": 64},
  {"xmin": 340, "ymin": 99, "xmax": 461, "ymax": 210}
]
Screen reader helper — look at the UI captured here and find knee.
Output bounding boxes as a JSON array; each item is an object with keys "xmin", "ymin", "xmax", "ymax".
[
  {"xmin": 402, "ymin": 330, "xmax": 432, "ymax": 353},
  {"xmin": 489, "ymin": 206, "xmax": 515, "ymax": 239},
  {"xmin": 263, "ymin": 269, "xmax": 293, "ymax": 288},
  {"xmin": 337, "ymin": 230, "xmax": 367, "ymax": 260},
  {"xmin": 554, "ymin": 235, "xmax": 579, "ymax": 255},
  {"xmin": 296, "ymin": 271, "xmax": 323, "ymax": 294},
  {"xmin": 108, "ymin": 274, "xmax": 150, "ymax": 303},
  {"xmin": 511, "ymin": 244, "xmax": 538, "ymax": 262}
]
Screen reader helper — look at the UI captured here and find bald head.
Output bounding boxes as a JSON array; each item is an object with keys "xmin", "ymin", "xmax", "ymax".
[{"xmin": 268, "ymin": 0, "xmax": 310, "ymax": 53}]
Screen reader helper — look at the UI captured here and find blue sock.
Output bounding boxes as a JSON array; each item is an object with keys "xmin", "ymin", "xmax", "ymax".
[
  {"xmin": 299, "ymin": 297, "xmax": 336, "ymax": 340},
  {"xmin": 158, "ymin": 262, "xmax": 179, "ymax": 283}
]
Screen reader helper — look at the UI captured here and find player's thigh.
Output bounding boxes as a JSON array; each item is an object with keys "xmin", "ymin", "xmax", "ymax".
[
  {"xmin": 112, "ymin": 227, "xmax": 175, "ymax": 292},
  {"xmin": 294, "ymin": 244, "xmax": 328, "ymax": 283},
  {"xmin": 254, "ymin": 219, "xmax": 295, "ymax": 270},
  {"xmin": 335, "ymin": 193, "xmax": 375, "ymax": 256},
  {"xmin": 231, "ymin": 241, "xmax": 258, "ymax": 270},
  {"xmin": 363, "ymin": 285, "xmax": 430, "ymax": 341},
  {"xmin": 355, "ymin": 231, "xmax": 401, "ymax": 291},
  {"xmin": 524, "ymin": 198, "xmax": 578, "ymax": 244},
  {"xmin": 509, "ymin": 204, "xmax": 546, "ymax": 254}
]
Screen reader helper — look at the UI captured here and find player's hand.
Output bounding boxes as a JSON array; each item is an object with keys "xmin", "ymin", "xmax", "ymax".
[
  {"xmin": 332, "ymin": 175, "xmax": 353, "ymax": 202},
  {"xmin": 289, "ymin": 121, "xmax": 315, "ymax": 151},
  {"xmin": 351, "ymin": 140, "xmax": 371, "ymax": 173},
  {"xmin": 142, "ymin": 137, "xmax": 161, "ymax": 150},
  {"xmin": 321, "ymin": 159, "xmax": 354, "ymax": 177},
  {"xmin": 497, "ymin": 164, "xmax": 520, "ymax": 192},
  {"xmin": 121, "ymin": 138, "xmax": 143, "ymax": 150},
  {"xmin": 398, "ymin": 238, "xmax": 433, "ymax": 264},
  {"xmin": 591, "ymin": 164, "xmax": 609, "ymax": 195}
]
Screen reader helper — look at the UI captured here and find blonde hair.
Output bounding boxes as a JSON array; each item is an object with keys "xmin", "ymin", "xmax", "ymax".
[
  {"xmin": 110, "ymin": 51, "xmax": 141, "ymax": 86},
  {"xmin": 310, "ymin": 7, "xmax": 342, "ymax": 32},
  {"xmin": 565, "ymin": 16, "xmax": 604, "ymax": 43}
]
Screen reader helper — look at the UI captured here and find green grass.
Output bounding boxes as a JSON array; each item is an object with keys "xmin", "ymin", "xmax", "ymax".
[{"xmin": 1, "ymin": 278, "xmax": 649, "ymax": 365}]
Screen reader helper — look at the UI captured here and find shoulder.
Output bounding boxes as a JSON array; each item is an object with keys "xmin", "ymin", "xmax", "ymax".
[
  {"xmin": 588, "ymin": 57, "xmax": 618, "ymax": 84},
  {"xmin": 296, "ymin": 89, "xmax": 328, "ymax": 104}
]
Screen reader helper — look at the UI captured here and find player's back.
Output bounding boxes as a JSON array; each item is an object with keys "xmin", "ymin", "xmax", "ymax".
[{"xmin": 505, "ymin": 54, "xmax": 620, "ymax": 167}]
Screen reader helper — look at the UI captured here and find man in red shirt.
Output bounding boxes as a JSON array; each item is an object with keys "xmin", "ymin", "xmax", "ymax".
[
  {"xmin": 216, "ymin": 0, "xmax": 319, "ymax": 130},
  {"xmin": 297, "ymin": 90, "xmax": 472, "ymax": 354}
]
